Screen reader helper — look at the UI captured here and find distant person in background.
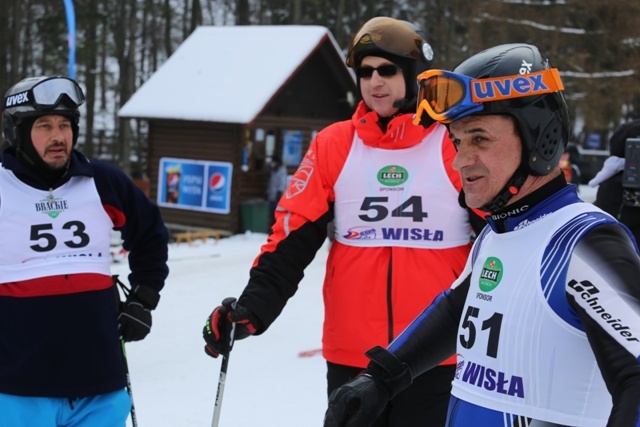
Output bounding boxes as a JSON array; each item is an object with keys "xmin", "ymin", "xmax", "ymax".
[
  {"xmin": 560, "ymin": 144, "xmax": 581, "ymax": 185},
  {"xmin": 589, "ymin": 119, "xmax": 640, "ymax": 242},
  {"xmin": 266, "ymin": 155, "xmax": 287, "ymax": 227}
]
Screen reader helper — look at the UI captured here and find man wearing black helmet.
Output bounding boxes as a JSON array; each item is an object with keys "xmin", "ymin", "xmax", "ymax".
[
  {"xmin": 324, "ymin": 43, "xmax": 640, "ymax": 427},
  {"xmin": 203, "ymin": 17, "xmax": 485, "ymax": 426},
  {"xmin": 0, "ymin": 76, "xmax": 169, "ymax": 426}
]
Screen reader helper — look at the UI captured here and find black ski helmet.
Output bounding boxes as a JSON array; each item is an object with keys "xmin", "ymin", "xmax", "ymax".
[
  {"xmin": 3, "ymin": 76, "xmax": 84, "ymax": 148},
  {"xmin": 452, "ymin": 43, "xmax": 570, "ymax": 177},
  {"xmin": 346, "ymin": 17, "xmax": 434, "ymax": 111}
]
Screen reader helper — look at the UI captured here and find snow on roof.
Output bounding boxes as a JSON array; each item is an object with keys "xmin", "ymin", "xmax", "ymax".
[{"xmin": 118, "ymin": 25, "xmax": 345, "ymax": 124}]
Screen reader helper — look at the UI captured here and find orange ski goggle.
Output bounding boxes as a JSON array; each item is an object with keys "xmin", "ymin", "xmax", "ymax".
[{"xmin": 413, "ymin": 68, "xmax": 564, "ymax": 125}]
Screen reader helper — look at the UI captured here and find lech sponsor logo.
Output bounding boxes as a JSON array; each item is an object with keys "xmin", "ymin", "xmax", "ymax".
[
  {"xmin": 479, "ymin": 257, "xmax": 503, "ymax": 292},
  {"xmin": 377, "ymin": 165, "xmax": 408, "ymax": 186}
]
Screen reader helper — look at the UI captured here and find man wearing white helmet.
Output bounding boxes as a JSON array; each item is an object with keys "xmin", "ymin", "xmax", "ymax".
[{"xmin": 0, "ymin": 75, "xmax": 169, "ymax": 426}]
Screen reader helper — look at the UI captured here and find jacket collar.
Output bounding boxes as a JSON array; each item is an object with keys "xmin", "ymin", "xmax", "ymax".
[
  {"xmin": 1, "ymin": 148, "xmax": 93, "ymax": 190},
  {"xmin": 486, "ymin": 175, "xmax": 581, "ymax": 233},
  {"xmin": 351, "ymin": 100, "xmax": 436, "ymax": 149}
]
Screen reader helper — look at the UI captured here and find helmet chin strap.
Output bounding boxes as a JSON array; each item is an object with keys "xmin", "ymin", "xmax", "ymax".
[
  {"xmin": 482, "ymin": 165, "xmax": 529, "ymax": 213},
  {"xmin": 457, "ymin": 165, "xmax": 529, "ymax": 212}
]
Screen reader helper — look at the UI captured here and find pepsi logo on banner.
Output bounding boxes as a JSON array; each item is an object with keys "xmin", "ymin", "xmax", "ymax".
[{"xmin": 210, "ymin": 173, "xmax": 226, "ymax": 191}]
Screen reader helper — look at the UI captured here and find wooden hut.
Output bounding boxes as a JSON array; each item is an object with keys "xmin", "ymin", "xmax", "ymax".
[{"xmin": 119, "ymin": 25, "xmax": 356, "ymax": 237}]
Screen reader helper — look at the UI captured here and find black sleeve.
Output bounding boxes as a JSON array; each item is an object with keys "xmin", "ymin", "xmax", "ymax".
[
  {"xmin": 593, "ymin": 175, "xmax": 624, "ymax": 218},
  {"xmin": 567, "ymin": 224, "xmax": 640, "ymax": 427},
  {"xmin": 468, "ymin": 208, "xmax": 487, "ymax": 236},
  {"xmin": 92, "ymin": 160, "xmax": 169, "ymax": 292},
  {"xmin": 388, "ymin": 273, "xmax": 471, "ymax": 378},
  {"xmin": 237, "ymin": 208, "xmax": 332, "ymax": 334}
]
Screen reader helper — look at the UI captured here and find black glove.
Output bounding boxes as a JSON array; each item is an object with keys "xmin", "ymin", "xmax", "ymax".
[
  {"xmin": 324, "ymin": 372, "xmax": 388, "ymax": 427},
  {"xmin": 324, "ymin": 346, "xmax": 412, "ymax": 427},
  {"xmin": 118, "ymin": 284, "xmax": 160, "ymax": 342},
  {"xmin": 202, "ymin": 297, "xmax": 260, "ymax": 358}
]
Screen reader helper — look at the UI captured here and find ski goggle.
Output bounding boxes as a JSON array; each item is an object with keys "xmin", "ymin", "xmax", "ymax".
[
  {"xmin": 413, "ymin": 68, "xmax": 564, "ymax": 125},
  {"xmin": 4, "ymin": 76, "xmax": 85, "ymax": 110}
]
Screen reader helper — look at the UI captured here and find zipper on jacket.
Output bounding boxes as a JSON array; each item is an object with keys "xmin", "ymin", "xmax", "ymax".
[{"xmin": 386, "ymin": 249, "xmax": 394, "ymax": 343}]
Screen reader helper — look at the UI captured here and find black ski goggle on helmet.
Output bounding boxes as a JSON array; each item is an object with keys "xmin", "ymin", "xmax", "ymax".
[
  {"xmin": 413, "ymin": 68, "xmax": 564, "ymax": 125},
  {"xmin": 4, "ymin": 76, "xmax": 85, "ymax": 110}
]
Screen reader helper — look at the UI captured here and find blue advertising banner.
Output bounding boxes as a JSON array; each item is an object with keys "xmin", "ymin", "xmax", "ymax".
[
  {"xmin": 158, "ymin": 157, "xmax": 232, "ymax": 214},
  {"xmin": 282, "ymin": 130, "xmax": 303, "ymax": 166}
]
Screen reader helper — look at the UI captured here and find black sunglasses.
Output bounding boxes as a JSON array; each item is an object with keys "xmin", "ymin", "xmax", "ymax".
[{"xmin": 356, "ymin": 64, "xmax": 401, "ymax": 79}]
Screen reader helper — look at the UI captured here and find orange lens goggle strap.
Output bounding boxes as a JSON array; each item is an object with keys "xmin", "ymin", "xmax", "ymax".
[
  {"xmin": 413, "ymin": 68, "xmax": 564, "ymax": 124},
  {"xmin": 413, "ymin": 99, "xmax": 458, "ymax": 125}
]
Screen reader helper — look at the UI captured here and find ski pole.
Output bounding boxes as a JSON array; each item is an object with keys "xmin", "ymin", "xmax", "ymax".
[
  {"xmin": 121, "ymin": 338, "xmax": 139, "ymax": 427},
  {"xmin": 211, "ymin": 297, "xmax": 238, "ymax": 427},
  {"xmin": 113, "ymin": 276, "xmax": 139, "ymax": 427}
]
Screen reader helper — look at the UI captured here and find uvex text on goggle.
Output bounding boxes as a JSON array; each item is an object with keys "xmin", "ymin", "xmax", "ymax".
[
  {"xmin": 4, "ymin": 76, "xmax": 85, "ymax": 109},
  {"xmin": 413, "ymin": 68, "xmax": 564, "ymax": 125}
]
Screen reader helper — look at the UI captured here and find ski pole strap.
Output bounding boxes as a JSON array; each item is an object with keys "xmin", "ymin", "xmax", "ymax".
[
  {"xmin": 365, "ymin": 345, "xmax": 413, "ymax": 398},
  {"xmin": 221, "ymin": 297, "xmax": 237, "ymax": 354},
  {"xmin": 113, "ymin": 275, "xmax": 130, "ymax": 298},
  {"xmin": 113, "ymin": 275, "xmax": 160, "ymax": 310}
]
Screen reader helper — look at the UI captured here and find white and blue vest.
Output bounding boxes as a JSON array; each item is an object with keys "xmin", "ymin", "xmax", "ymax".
[{"xmin": 452, "ymin": 203, "xmax": 617, "ymax": 427}]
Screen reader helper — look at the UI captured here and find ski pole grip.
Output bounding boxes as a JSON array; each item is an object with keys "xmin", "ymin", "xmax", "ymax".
[
  {"xmin": 221, "ymin": 297, "xmax": 237, "ymax": 353},
  {"xmin": 221, "ymin": 297, "xmax": 237, "ymax": 311}
]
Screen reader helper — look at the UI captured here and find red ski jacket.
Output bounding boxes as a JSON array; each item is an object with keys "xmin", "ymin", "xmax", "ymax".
[{"xmin": 238, "ymin": 102, "xmax": 478, "ymax": 368}]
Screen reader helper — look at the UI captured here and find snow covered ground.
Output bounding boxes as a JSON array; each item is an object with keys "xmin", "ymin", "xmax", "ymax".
[
  {"xmin": 115, "ymin": 184, "xmax": 598, "ymax": 427},
  {"xmin": 114, "ymin": 232, "xmax": 329, "ymax": 427}
]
